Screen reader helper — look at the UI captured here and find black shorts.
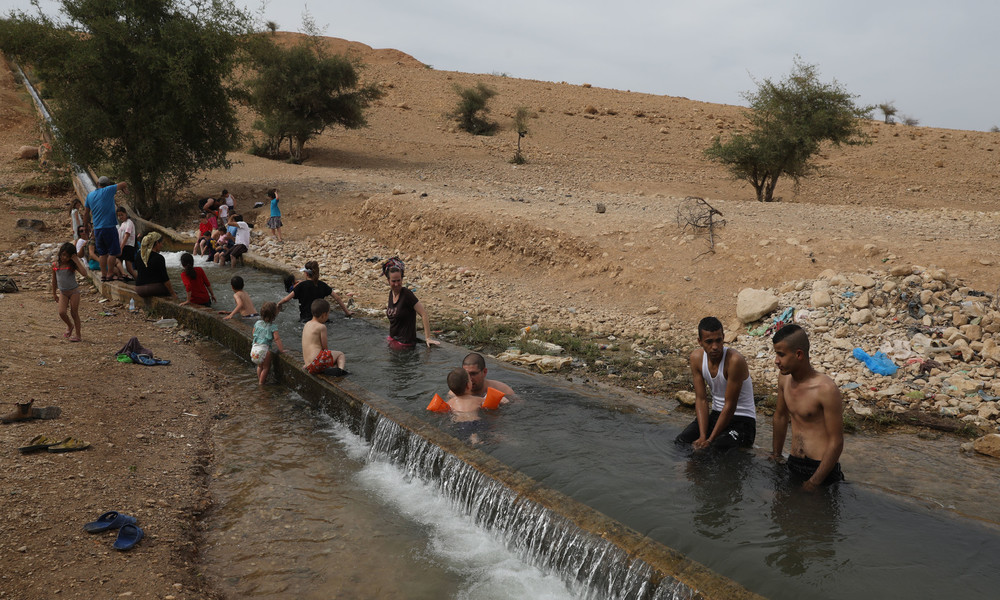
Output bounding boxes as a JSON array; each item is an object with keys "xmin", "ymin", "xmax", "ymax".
[
  {"xmin": 787, "ymin": 455, "xmax": 844, "ymax": 486},
  {"xmin": 676, "ymin": 411, "xmax": 756, "ymax": 450},
  {"xmin": 120, "ymin": 245, "xmax": 135, "ymax": 262}
]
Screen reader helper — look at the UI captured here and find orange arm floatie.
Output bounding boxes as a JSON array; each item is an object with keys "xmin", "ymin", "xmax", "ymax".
[
  {"xmin": 481, "ymin": 387, "xmax": 505, "ymax": 410},
  {"xmin": 427, "ymin": 393, "xmax": 451, "ymax": 412}
]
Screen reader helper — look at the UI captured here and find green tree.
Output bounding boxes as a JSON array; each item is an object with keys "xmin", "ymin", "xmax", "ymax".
[
  {"xmin": 0, "ymin": 0, "xmax": 251, "ymax": 218},
  {"xmin": 243, "ymin": 25, "xmax": 382, "ymax": 163},
  {"xmin": 705, "ymin": 58, "xmax": 872, "ymax": 202},
  {"xmin": 451, "ymin": 82, "xmax": 497, "ymax": 135}
]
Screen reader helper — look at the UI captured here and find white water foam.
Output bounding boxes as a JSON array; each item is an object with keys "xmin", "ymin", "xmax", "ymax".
[
  {"xmin": 161, "ymin": 250, "xmax": 219, "ymax": 269},
  {"xmin": 323, "ymin": 420, "xmax": 584, "ymax": 600}
]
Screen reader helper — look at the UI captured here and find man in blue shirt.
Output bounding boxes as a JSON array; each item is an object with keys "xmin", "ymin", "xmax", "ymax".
[{"xmin": 83, "ymin": 176, "xmax": 128, "ymax": 281}]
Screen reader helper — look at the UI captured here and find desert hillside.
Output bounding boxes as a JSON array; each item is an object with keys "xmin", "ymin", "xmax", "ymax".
[{"xmin": 187, "ymin": 34, "xmax": 1000, "ymax": 333}]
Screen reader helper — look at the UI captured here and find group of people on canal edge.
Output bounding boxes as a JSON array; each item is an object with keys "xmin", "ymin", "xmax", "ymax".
[
  {"xmin": 68, "ymin": 179, "xmax": 839, "ymax": 490},
  {"xmin": 676, "ymin": 317, "xmax": 844, "ymax": 490}
]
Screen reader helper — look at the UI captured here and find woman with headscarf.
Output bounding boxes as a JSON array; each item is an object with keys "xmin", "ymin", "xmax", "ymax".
[
  {"xmin": 383, "ymin": 257, "xmax": 439, "ymax": 350},
  {"xmin": 134, "ymin": 232, "xmax": 178, "ymax": 299}
]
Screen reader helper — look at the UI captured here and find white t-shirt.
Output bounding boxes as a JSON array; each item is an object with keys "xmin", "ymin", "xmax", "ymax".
[
  {"xmin": 234, "ymin": 221, "xmax": 250, "ymax": 246},
  {"xmin": 75, "ymin": 238, "xmax": 87, "ymax": 254},
  {"xmin": 118, "ymin": 218, "xmax": 135, "ymax": 248},
  {"xmin": 218, "ymin": 203, "xmax": 229, "ymax": 220}
]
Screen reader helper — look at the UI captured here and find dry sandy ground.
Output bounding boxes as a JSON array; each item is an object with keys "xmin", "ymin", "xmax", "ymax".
[
  {"xmin": 0, "ymin": 60, "xmax": 234, "ymax": 599},
  {"xmin": 3, "ymin": 33, "xmax": 1000, "ymax": 598}
]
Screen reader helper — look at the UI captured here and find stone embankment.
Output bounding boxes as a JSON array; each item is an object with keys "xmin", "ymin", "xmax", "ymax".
[{"xmin": 734, "ymin": 265, "xmax": 1000, "ymax": 450}]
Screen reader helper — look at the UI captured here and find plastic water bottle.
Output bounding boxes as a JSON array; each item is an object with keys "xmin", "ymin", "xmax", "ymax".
[{"xmin": 128, "ymin": 298, "xmax": 136, "ymax": 312}]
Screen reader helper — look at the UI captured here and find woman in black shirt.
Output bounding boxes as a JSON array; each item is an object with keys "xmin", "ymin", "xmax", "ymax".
[
  {"xmin": 135, "ymin": 232, "xmax": 178, "ymax": 299},
  {"xmin": 383, "ymin": 257, "xmax": 439, "ymax": 349}
]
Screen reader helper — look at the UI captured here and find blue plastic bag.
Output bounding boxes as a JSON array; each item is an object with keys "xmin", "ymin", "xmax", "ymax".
[{"xmin": 852, "ymin": 348, "xmax": 898, "ymax": 376}]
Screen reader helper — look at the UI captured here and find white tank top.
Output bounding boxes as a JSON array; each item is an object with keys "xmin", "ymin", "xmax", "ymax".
[{"xmin": 702, "ymin": 347, "xmax": 756, "ymax": 420}]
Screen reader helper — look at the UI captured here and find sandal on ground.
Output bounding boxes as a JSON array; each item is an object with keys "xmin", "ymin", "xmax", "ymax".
[
  {"xmin": 47, "ymin": 437, "xmax": 90, "ymax": 453},
  {"xmin": 113, "ymin": 523, "xmax": 144, "ymax": 550},
  {"xmin": 68, "ymin": 336, "xmax": 81, "ymax": 342},
  {"xmin": 18, "ymin": 435, "xmax": 69, "ymax": 454},
  {"xmin": 84, "ymin": 511, "xmax": 137, "ymax": 533}
]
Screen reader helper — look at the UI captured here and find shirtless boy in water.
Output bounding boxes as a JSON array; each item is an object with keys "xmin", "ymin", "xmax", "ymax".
[
  {"xmin": 771, "ymin": 324, "xmax": 845, "ymax": 490},
  {"xmin": 302, "ymin": 299, "xmax": 348, "ymax": 377},
  {"xmin": 446, "ymin": 368, "xmax": 486, "ymax": 443},
  {"xmin": 221, "ymin": 276, "xmax": 257, "ymax": 320}
]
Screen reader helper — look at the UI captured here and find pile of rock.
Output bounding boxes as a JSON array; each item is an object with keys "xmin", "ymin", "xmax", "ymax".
[{"xmin": 734, "ymin": 265, "xmax": 1000, "ymax": 433}]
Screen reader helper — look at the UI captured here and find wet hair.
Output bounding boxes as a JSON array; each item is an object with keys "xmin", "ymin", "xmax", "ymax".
[
  {"xmin": 234, "ymin": 214, "xmax": 243, "ymax": 222},
  {"xmin": 58, "ymin": 241, "xmax": 77, "ymax": 262},
  {"xmin": 116, "ymin": 206, "xmax": 127, "ymax": 215},
  {"xmin": 772, "ymin": 323, "xmax": 809, "ymax": 354},
  {"xmin": 76, "ymin": 225, "xmax": 85, "ymax": 236},
  {"xmin": 222, "ymin": 189, "xmax": 228, "ymax": 195},
  {"xmin": 267, "ymin": 188, "xmax": 277, "ymax": 199},
  {"xmin": 304, "ymin": 260, "xmax": 319, "ymax": 279},
  {"xmin": 698, "ymin": 316, "xmax": 724, "ymax": 339},
  {"xmin": 260, "ymin": 301, "xmax": 278, "ymax": 323},
  {"xmin": 180, "ymin": 252, "xmax": 196, "ymax": 280},
  {"xmin": 282, "ymin": 273, "xmax": 296, "ymax": 292},
  {"xmin": 447, "ymin": 367, "xmax": 470, "ymax": 396},
  {"xmin": 311, "ymin": 298, "xmax": 330, "ymax": 318},
  {"xmin": 462, "ymin": 352, "xmax": 486, "ymax": 371},
  {"xmin": 230, "ymin": 275, "xmax": 244, "ymax": 291}
]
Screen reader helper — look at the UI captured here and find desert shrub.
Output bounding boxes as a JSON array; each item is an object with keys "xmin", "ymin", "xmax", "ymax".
[
  {"xmin": 510, "ymin": 106, "xmax": 533, "ymax": 164},
  {"xmin": 451, "ymin": 82, "xmax": 498, "ymax": 135}
]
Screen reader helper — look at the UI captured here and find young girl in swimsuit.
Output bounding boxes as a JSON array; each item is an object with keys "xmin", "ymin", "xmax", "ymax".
[{"xmin": 51, "ymin": 242, "xmax": 88, "ymax": 342}]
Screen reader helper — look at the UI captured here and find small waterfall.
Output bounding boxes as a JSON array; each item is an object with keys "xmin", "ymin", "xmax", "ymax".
[{"xmin": 354, "ymin": 405, "xmax": 696, "ymax": 600}]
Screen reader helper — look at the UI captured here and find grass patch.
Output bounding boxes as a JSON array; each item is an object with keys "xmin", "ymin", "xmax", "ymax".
[
  {"xmin": 843, "ymin": 410, "xmax": 899, "ymax": 433},
  {"xmin": 437, "ymin": 314, "xmax": 520, "ymax": 356}
]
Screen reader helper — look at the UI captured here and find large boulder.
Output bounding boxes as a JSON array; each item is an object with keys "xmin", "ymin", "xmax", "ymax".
[
  {"xmin": 973, "ymin": 433, "xmax": 1000, "ymax": 459},
  {"xmin": 17, "ymin": 145, "xmax": 39, "ymax": 159},
  {"xmin": 736, "ymin": 288, "xmax": 779, "ymax": 324},
  {"xmin": 811, "ymin": 288, "xmax": 833, "ymax": 308},
  {"xmin": 675, "ymin": 390, "xmax": 696, "ymax": 407}
]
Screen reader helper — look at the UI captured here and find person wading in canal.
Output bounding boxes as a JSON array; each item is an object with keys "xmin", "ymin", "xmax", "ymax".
[
  {"xmin": 676, "ymin": 316, "xmax": 757, "ymax": 451},
  {"xmin": 771, "ymin": 324, "xmax": 845, "ymax": 490}
]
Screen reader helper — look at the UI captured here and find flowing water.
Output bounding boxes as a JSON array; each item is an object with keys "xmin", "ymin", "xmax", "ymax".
[{"xmin": 176, "ymin": 255, "xmax": 1000, "ymax": 599}]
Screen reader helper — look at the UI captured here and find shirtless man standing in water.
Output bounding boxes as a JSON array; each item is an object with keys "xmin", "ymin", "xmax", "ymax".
[{"xmin": 771, "ymin": 324, "xmax": 845, "ymax": 491}]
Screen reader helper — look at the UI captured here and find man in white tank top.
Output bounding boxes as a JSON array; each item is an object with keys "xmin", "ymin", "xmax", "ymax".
[{"xmin": 676, "ymin": 317, "xmax": 757, "ymax": 451}]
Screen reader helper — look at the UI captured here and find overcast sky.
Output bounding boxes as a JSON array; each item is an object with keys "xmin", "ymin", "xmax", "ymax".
[{"xmin": 3, "ymin": 0, "xmax": 997, "ymax": 131}]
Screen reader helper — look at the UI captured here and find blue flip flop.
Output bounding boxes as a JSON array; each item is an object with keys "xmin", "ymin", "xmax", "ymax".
[
  {"xmin": 83, "ymin": 511, "xmax": 137, "ymax": 533},
  {"xmin": 113, "ymin": 523, "xmax": 144, "ymax": 551}
]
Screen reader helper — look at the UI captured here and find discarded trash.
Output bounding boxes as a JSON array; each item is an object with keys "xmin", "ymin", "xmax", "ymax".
[
  {"xmin": 129, "ymin": 298, "xmax": 136, "ymax": 312},
  {"xmin": 154, "ymin": 318, "xmax": 178, "ymax": 328},
  {"xmin": 841, "ymin": 382, "xmax": 862, "ymax": 390},
  {"xmin": 853, "ymin": 348, "xmax": 899, "ymax": 376},
  {"xmin": 496, "ymin": 349, "xmax": 572, "ymax": 373}
]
